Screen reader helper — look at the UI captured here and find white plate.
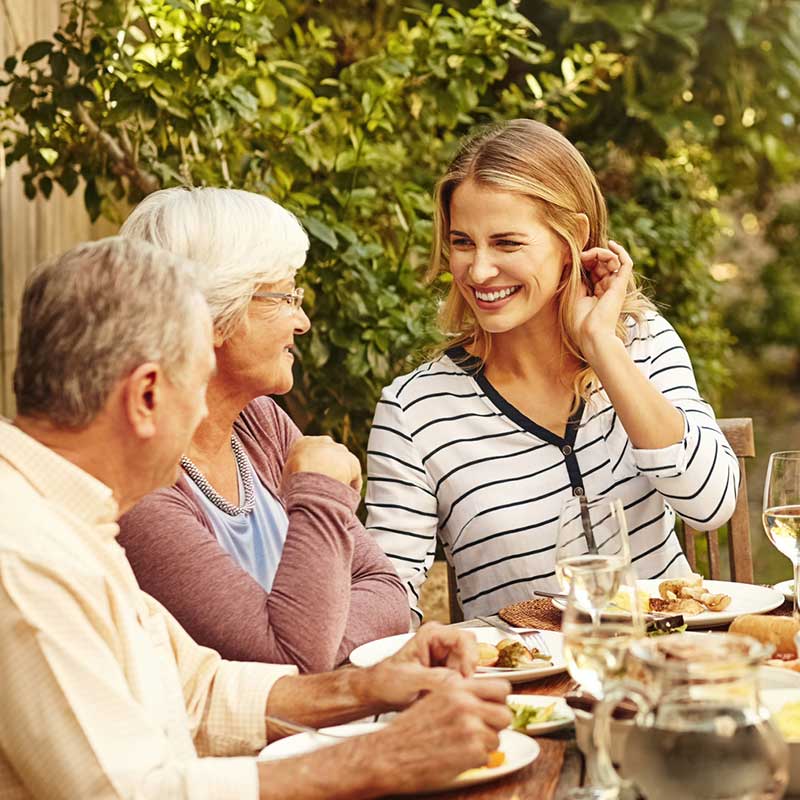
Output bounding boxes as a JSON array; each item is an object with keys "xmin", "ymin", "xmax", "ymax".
[
  {"xmin": 507, "ymin": 693, "xmax": 574, "ymax": 734},
  {"xmin": 258, "ymin": 721, "xmax": 540, "ymax": 790},
  {"xmin": 348, "ymin": 627, "xmax": 566, "ymax": 683},
  {"xmin": 759, "ymin": 664, "xmax": 800, "ymax": 691},
  {"xmin": 762, "ymin": 688, "xmax": 800, "ymax": 795},
  {"xmin": 552, "ymin": 579, "xmax": 784, "ymax": 628},
  {"xmin": 773, "ymin": 579, "xmax": 795, "ymax": 601}
]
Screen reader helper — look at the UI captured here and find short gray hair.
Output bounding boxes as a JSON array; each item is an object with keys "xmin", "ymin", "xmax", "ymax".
[
  {"xmin": 120, "ymin": 187, "xmax": 309, "ymax": 340},
  {"xmin": 14, "ymin": 236, "xmax": 206, "ymax": 428}
]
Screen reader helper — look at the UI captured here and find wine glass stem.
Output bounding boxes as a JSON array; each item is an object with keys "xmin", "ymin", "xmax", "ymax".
[{"xmin": 794, "ymin": 559, "xmax": 800, "ymax": 622}]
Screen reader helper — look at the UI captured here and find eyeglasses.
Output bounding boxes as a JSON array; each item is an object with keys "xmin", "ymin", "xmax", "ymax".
[{"xmin": 252, "ymin": 287, "xmax": 305, "ymax": 313}]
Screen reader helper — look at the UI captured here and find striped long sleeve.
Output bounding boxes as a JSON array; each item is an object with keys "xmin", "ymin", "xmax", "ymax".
[{"xmin": 366, "ymin": 312, "xmax": 738, "ymax": 620}]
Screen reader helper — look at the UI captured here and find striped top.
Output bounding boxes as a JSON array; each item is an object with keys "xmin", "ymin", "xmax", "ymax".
[{"xmin": 365, "ymin": 312, "xmax": 740, "ymax": 622}]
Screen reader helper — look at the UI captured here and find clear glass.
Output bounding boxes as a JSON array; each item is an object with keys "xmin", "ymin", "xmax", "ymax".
[
  {"xmin": 594, "ymin": 633, "xmax": 788, "ymax": 800},
  {"xmin": 556, "ymin": 496, "xmax": 631, "ymax": 627},
  {"xmin": 562, "ymin": 562, "xmax": 644, "ymax": 789},
  {"xmin": 762, "ymin": 451, "xmax": 800, "ymax": 620}
]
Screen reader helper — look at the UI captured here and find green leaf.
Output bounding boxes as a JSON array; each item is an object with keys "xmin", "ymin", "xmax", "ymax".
[
  {"xmin": 304, "ymin": 215, "xmax": 338, "ymax": 248},
  {"xmin": 4, "ymin": 55, "xmax": 17, "ymax": 73},
  {"xmin": 49, "ymin": 51, "xmax": 68, "ymax": 81},
  {"xmin": 195, "ymin": 41, "xmax": 211, "ymax": 71},
  {"xmin": 39, "ymin": 175, "xmax": 53, "ymax": 199},
  {"xmin": 22, "ymin": 41, "xmax": 53, "ymax": 63}
]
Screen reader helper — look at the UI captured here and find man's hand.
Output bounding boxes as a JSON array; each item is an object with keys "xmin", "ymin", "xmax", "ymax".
[
  {"xmin": 282, "ymin": 435, "xmax": 362, "ymax": 492},
  {"xmin": 360, "ymin": 623, "xmax": 480, "ymax": 710},
  {"xmin": 368, "ymin": 678, "xmax": 513, "ymax": 795},
  {"xmin": 257, "ymin": 679, "xmax": 512, "ymax": 800},
  {"xmin": 391, "ymin": 622, "xmax": 479, "ymax": 676}
]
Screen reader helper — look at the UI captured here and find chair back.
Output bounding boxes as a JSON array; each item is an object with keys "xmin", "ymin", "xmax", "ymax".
[
  {"xmin": 446, "ymin": 417, "xmax": 756, "ymax": 623},
  {"xmin": 682, "ymin": 417, "xmax": 754, "ymax": 583}
]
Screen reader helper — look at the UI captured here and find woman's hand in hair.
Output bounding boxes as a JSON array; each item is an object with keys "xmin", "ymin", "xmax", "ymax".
[{"xmin": 572, "ymin": 240, "xmax": 634, "ymax": 363}]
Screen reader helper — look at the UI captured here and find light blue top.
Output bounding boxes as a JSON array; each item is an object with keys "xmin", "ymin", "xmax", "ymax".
[{"xmin": 187, "ymin": 457, "xmax": 289, "ymax": 592}]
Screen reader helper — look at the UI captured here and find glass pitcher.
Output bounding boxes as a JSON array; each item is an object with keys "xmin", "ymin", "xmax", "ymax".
[{"xmin": 593, "ymin": 633, "xmax": 788, "ymax": 800}]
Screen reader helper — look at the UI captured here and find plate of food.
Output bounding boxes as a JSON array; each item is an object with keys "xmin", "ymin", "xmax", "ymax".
[
  {"xmin": 348, "ymin": 627, "xmax": 566, "ymax": 683},
  {"xmin": 772, "ymin": 579, "xmax": 794, "ymax": 601},
  {"xmin": 507, "ymin": 694, "xmax": 574, "ymax": 735},
  {"xmin": 258, "ymin": 721, "xmax": 540, "ymax": 790},
  {"xmin": 551, "ymin": 575, "xmax": 783, "ymax": 628}
]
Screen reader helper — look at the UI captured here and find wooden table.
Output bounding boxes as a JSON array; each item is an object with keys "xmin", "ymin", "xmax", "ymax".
[{"xmin": 401, "ymin": 618, "xmax": 584, "ymax": 800}]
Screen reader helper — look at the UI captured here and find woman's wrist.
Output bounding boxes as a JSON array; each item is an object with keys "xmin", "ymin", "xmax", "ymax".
[{"xmin": 580, "ymin": 330, "xmax": 626, "ymax": 369}]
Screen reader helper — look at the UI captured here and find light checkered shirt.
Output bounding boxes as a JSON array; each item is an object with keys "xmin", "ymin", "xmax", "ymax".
[{"xmin": 0, "ymin": 420, "xmax": 297, "ymax": 799}]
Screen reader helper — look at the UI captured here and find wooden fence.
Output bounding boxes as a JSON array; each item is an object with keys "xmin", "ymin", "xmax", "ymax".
[{"xmin": 0, "ymin": 0, "xmax": 112, "ymax": 416}]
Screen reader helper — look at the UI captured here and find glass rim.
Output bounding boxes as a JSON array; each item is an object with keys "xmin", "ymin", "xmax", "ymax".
[{"xmin": 768, "ymin": 450, "xmax": 800, "ymax": 460}]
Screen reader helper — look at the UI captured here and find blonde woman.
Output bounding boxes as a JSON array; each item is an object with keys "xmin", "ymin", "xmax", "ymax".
[{"xmin": 365, "ymin": 119, "xmax": 739, "ymax": 622}]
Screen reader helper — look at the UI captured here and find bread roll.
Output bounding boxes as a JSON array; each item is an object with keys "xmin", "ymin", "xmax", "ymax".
[{"xmin": 728, "ymin": 614, "xmax": 800, "ymax": 657}]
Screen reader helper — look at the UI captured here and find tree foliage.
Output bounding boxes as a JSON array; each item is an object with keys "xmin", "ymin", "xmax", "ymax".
[{"xmin": 3, "ymin": 0, "xmax": 800, "ymax": 459}]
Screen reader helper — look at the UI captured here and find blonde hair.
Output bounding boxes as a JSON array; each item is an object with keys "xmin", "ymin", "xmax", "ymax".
[
  {"xmin": 429, "ymin": 119, "xmax": 654, "ymax": 407},
  {"xmin": 121, "ymin": 187, "xmax": 309, "ymax": 341}
]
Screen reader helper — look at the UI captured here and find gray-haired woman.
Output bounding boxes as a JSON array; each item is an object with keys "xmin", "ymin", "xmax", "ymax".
[{"xmin": 118, "ymin": 187, "xmax": 410, "ymax": 672}]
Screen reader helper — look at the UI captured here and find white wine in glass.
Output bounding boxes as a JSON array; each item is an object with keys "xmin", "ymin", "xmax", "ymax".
[
  {"xmin": 555, "ymin": 496, "xmax": 631, "ymax": 626},
  {"xmin": 763, "ymin": 451, "xmax": 800, "ymax": 620}
]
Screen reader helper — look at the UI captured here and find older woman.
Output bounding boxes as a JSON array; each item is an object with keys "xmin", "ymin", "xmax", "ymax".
[
  {"xmin": 118, "ymin": 187, "xmax": 410, "ymax": 672},
  {"xmin": 366, "ymin": 119, "xmax": 739, "ymax": 622}
]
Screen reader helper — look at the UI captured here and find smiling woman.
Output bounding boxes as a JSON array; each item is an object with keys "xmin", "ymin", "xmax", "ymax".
[
  {"xmin": 365, "ymin": 119, "xmax": 740, "ymax": 623},
  {"xmin": 116, "ymin": 187, "xmax": 410, "ymax": 672}
]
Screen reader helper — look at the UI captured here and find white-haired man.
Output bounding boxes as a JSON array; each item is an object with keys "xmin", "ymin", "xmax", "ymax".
[{"xmin": 0, "ymin": 237, "xmax": 511, "ymax": 800}]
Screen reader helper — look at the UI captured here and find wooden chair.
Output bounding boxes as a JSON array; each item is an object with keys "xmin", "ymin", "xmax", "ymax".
[
  {"xmin": 446, "ymin": 417, "xmax": 756, "ymax": 623},
  {"xmin": 682, "ymin": 417, "xmax": 755, "ymax": 584}
]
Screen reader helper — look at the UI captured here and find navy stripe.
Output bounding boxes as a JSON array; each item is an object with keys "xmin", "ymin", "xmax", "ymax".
[
  {"xmin": 650, "ymin": 345, "xmax": 684, "ymax": 364},
  {"xmin": 457, "ymin": 542, "xmax": 556, "ymax": 579},
  {"xmin": 371, "ymin": 424, "xmax": 412, "ymax": 442},
  {"xmin": 461, "ymin": 571, "xmax": 557, "ymax": 605},
  {"xmin": 649, "ymin": 549, "xmax": 685, "ymax": 578},
  {"xmin": 411, "ymin": 411, "xmax": 501, "ymax": 438},
  {"xmin": 367, "ymin": 525, "xmax": 433, "ymax": 540},
  {"xmin": 403, "ymin": 390, "xmax": 486, "ymax": 412},
  {"xmin": 422, "ymin": 429, "xmax": 521, "ymax": 466},
  {"xmin": 433, "ymin": 440, "xmax": 550, "ymax": 494},
  {"xmin": 364, "ymin": 501, "xmax": 438, "ymax": 518},
  {"xmin": 368, "ymin": 476, "xmax": 436, "ymax": 496},
  {"xmin": 367, "ymin": 450, "xmax": 426, "ymax": 474}
]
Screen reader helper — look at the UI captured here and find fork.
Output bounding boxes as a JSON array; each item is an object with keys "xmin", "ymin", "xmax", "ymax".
[{"xmin": 475, "ymin": 615, "xmax": 551, "ymax": 656}]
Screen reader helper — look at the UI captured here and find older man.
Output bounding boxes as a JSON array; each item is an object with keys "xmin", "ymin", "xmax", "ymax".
[{"xmin": 0, "ymin": 237, "xmax": 511, "ymax": 800}]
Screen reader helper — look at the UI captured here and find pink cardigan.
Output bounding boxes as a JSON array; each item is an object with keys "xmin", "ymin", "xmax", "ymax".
[{"xmin": 118, "ymin": 397, "xmax": 410, "ymax": 672}]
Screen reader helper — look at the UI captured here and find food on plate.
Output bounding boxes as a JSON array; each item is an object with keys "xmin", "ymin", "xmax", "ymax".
[
  {"xmin": 508, "ymin": 701, "xmax": 568, "ymax": 730},
  {"xmin": 478, "ymin": 642, "xmax": 500, "ymax": 667},
  {"xmin": 729, "ymin": 614, "xmax": 800, "ymax": 657},
  {"xmin": 494, "ymin": 639, "xmax": 551, "ymax": 668},
  {"xmin": 607, "ymin": 588, "xmax": 651, "ymax": 613},
  {"xmin": 646, "ymin": 615, "xmax": 687, "ymax": 636},
  {"xmin": 651, "ymin": 574, "xmax": 732, "ymax": 614},
  {"xmin": 457, "ymin": 750, "xmax": 506, "ymax": 779},
  {"xmin": 649, "ymin": 597, "xmax": 706, "ymax": 616},
  {"xmin": 775, "ymin": 701, "xmax": 800, "ymax": 740}
]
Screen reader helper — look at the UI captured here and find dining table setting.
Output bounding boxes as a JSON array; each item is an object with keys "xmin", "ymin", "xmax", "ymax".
[{"xmin": 260, "ymin": 451, "xmax": 800, "ymax": 799}]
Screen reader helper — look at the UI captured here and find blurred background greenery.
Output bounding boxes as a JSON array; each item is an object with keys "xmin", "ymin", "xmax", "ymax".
[{"xmin": 3, "ymin": 0, "xmax": 800, "ymax": 583}]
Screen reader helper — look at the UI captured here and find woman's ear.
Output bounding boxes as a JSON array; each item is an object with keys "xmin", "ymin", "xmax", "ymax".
[{"xmin": 575, "ymin": 213, "xmax": 590, "ymax": 250}]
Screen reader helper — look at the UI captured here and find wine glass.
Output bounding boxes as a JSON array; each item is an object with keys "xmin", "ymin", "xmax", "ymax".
[
  {"xmin": 763, "ymin": 451, "xmax": 800, "ymax": 620},
  {"xmin": 562, "ymin": 561, "xmax": 645, "ymax": 793},
  {"xmin": 555, "ymin": 496, "xmax": 631, "ymax": 626}
]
